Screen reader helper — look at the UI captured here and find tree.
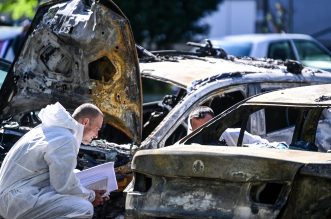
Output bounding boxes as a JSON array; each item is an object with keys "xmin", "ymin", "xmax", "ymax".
[
  {"xmin": 114, "ymin": 0, "xmax": 222, "ymax": 49},
  {"xmin": 0, "ymin": 0, "xmax": 38, "ymax": 21}
]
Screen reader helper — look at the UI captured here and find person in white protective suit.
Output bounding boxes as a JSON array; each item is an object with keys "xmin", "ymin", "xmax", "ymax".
[
  {"xmin": 0, "ymin": 102, "xmax": 108, "ymax": 219},
  {"xmin": 315, "ymin": 108, "xmax": 331, "ymax": 152},
  {"xmin": 188, "ymin": 106, "xmax": 288, "ymax": 149}
]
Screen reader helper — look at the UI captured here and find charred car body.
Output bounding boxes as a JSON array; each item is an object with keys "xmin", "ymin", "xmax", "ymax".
[
  {"xmin": 126, "ymin": 84, "xmax": 331, "ymax": 218},
  {"xmin": 1, "ymin": 0, "xmax": 331, "ymax": 218}
]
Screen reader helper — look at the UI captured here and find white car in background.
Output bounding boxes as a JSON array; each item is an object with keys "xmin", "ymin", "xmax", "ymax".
[{"xmin": 208, "ymin": 33, "xmax": 331, "ymax": 72}]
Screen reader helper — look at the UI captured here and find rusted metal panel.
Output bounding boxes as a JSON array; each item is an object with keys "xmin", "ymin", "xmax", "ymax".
[
  {"xmin": 132, "ymin": 146, "xmax": 331, "ymax": 179},
  {"xmin": 127, "ymin": 145, "xmax": 331, "ymax": 218},
  {"xmin": 126, "ymin": 176, "xmax": 290, "ymax": 218},
  {"xmin": 279, "ymin": 174, "xmax": 331, "ymax": 218}
]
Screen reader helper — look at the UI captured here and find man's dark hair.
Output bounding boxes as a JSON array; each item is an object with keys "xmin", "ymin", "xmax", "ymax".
[
  {"xmin": 189, "ymin": 106, "xmax": 214, "ymax": 120},
  {"xmin": 72, "ymin": 103, "xmax": 103, "ymax": 120}
]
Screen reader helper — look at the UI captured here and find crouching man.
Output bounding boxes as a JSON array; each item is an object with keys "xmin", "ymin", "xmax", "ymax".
[{"xmin": 0, "ymin": 102, "xmax": 108, "ymax": 219}]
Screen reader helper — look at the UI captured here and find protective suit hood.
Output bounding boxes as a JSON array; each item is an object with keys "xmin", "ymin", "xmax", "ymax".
[{"xmin": 38, "ymin": 102, "xmax": 84, "ymax": 149}]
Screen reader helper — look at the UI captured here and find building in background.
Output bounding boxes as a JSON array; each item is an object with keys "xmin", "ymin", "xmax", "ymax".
[
  {"xmin": 203, "ymin": 0, "xmax": 331, "ymax": 49},
  {"xmin": 203, "ymin": 0, "xmax": 256, "ymax": 38}
]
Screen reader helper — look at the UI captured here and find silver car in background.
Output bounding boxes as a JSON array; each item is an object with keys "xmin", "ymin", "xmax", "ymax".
[{"xmin": 207, "ymin": 33, "xmax": 331, "ymax": 72}]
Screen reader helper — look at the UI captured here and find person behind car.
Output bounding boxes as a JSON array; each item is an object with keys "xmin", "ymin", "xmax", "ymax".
[
  {"xmin": 0, "ymin": 102, "xmax": 108, "ymax": 219},
  {"xmin": 188, "ymin": 106, "xmax": 215, "ymax": 133},
  {"xmin": 188, "ymin": 106, "xmax": 288, "ymax": 149}
]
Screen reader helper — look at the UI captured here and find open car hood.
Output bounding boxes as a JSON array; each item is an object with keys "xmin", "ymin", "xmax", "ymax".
[{"xmin": 0, "ymin": 0, "xmax": 142, "ymax": 143}]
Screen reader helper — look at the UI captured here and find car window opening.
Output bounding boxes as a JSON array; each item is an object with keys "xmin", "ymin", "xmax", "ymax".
[{"xmin": 88, "ymin": 56, "xmax": 116, "ymax": 82}]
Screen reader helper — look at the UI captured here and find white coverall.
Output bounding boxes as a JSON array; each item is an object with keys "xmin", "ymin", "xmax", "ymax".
[
  {"xmin": 187, "ymin": 118, "xmax": 287, "ymax": 148},
  {"xmin": 220, "ymin": 128, "xmax": 288, "ymax": 149},
  {"xmin": 219, "ymin": 128, "xmax": 269, "ymax": 146},
  {"xmin": 0, "ymin": 102, "xmax": 95, "ymax": 219},
  {"xmin": 315, "ymin": 108, "xmax": 331, "ymax": 152},
  {"xmin": 187, "ymin": 117, "xmax": 268, "ymax": 145}
]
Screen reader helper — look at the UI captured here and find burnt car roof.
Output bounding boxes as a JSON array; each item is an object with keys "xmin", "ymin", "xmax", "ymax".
[
  {"xmin": 0, "ymin": 0, "xmax": 142, "ymax": 143},
  {"xmin": 140, "ymin": 55, "xmax": 323, "ymax": 89},
  {"xmin": 140, "ymin": 56, "xmax": 281, "ymax": 89},
  {"xmin": 245, "ymin": 83, "xmax": 331, "ymax": 107}
]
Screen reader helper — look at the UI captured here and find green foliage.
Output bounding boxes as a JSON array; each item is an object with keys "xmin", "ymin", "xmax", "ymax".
[
  {"xmin": 0, "ymin": 0, "xmax": 38, "ymax": 20},
  {"xmin": 0, "ymin": 0, "xmax": 222, "ymax": 47},
  {"xmin": 114, "ymin": 0, "xmax": 222, "ymax": 49}
]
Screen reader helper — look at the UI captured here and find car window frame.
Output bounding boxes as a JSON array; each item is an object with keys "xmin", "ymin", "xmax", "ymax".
[
  {"xmin": 157, "ymin": 80, "xmax": 308, "ymax": 147},
  {"xmin": 267, "ymin": 40, "xmax": 297, "ymax": 61},
  {"xmin": 144, "ymin": 83, "xmax": 248, "ymax": 148},
  {"xmin": 248, "ymin": 82, "xmax": 310, "ymax": 136},
  {"xmin": 182, "ymin": 101, "xmax": 324, "ymax": 148}
]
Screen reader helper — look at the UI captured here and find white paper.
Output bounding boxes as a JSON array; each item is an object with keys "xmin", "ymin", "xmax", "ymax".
[{"xmin": 76, "ymin": 162, "xmax": 118, "ymax": 193}]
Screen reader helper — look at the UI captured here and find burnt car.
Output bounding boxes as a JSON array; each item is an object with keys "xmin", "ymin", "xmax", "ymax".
[
  {"xmin": 126, "ymin": 84, "xmax": 331, "ymax": 219},
  {"xmin": 139, "ymin": 56, "xmax": 331, "ymax": 150}
]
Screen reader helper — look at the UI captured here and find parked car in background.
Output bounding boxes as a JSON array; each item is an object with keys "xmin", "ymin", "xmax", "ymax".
[
  {"xmin": 0, "ymin": 26, "xmax": 23, "ymax": 62},
  {"xmin": 204, "ymin": 33, "xmax": 331, "ymax": 72},
  {"xmin": 126, "ymin": 84, "xmax": 331, "ymax": 219}
]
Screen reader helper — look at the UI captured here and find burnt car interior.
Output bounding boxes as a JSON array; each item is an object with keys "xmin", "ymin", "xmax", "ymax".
[
  {"xmin": 264, "ymin": 106, "xmax": 298, "ymax": 133},
  {"xmin": 137, "ymin": 44, "xmax": 247, "ymax": 147},
  {"xmin": 183, "ymin": 100, "xmax": 324, "ymax": 152},
  {"xmin": 141, "ymin": 79, "xmax": 187, "ymax": 141},
  {"xmin": 162, "ymin": 90, "xmax": 246, "ymax": 147}
]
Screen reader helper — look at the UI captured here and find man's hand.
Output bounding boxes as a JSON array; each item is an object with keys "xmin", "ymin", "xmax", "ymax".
[{"xmin": 92, "ymin": 190, "xmax": 110, "ymax": 207}]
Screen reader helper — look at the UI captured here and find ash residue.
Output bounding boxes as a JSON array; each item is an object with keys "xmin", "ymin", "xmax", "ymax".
[
  {"xmin": 315, "ymin": 95, "xmax": 331, "ymax": 102},
  {"xmin": 188, "ymin": 72, "xmax": 243, "ymax": 93},
  {"xmin": 233, "ymin": 56, "xmax": 283, "ymax": 69}
]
